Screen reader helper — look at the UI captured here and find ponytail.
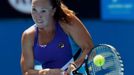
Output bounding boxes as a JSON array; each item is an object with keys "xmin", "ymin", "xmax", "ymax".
[{"xmin": 51, "ymin": 0, "xmax": 75, "ymax": 23}]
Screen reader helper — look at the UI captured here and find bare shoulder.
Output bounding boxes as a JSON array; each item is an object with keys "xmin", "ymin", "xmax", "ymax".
[
  {"xmin": 65, "ymin": 15, "xmax": 89, "ymax": 35},
  {"xmin": 21, "ymin": 25, "xmax": 36, "ymax": 47},
  {"xmin": 23, "ymin": 25, "xmax": 36, "ymax": 36},
  {"xmin": 63, "ymin": 15, "xmax": 93, "ymax": 50},
  {"xmin": 59, "ymin": 15, "xmax": 85, "ymax": 35}
]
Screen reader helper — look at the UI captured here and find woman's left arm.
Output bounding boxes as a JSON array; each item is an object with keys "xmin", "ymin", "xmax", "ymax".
[{"xmin": 67, "ymin": 15, "xmax": 94, "ymax": 68}]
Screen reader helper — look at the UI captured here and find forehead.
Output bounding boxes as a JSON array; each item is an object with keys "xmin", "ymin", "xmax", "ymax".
[{"xmin": 32, "ymin": 0, "xmax": 52, "ymax": 8}]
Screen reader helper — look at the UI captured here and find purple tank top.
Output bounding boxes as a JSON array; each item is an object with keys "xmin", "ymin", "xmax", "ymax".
[{"xmin": 33, "ymin": 22, "xmax": 73, "ymax": 69}]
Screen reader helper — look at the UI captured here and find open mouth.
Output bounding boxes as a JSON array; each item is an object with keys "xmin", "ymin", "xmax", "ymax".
[{"xmin": 37, "ymin": 21, "xmax": 44, "ymax": 23}]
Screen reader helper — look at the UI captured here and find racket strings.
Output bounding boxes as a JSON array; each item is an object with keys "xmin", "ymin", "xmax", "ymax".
[
  {"xmin": 72, "ymin": 44, "xmax": 124, "ymax": 75},
  {"xmin": 88, "ymin": 45, "xmax": 124, "ymax": 75},
  {"xmin": 88, "ymin": 53, "xmax": 115, "ymax": 73}
]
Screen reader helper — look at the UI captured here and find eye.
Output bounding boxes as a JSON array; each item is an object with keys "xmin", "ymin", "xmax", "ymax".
[
  {"xmin": 41, "ymin": 9, "xmax": 46, "ymax": 13},
  {"xmin": 32, "ymin": 8, "xmax": 37, "ymax": 12}
]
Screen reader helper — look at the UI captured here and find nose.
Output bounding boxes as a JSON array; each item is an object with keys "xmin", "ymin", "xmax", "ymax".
[
  {"xmin": 35, "ymin": 13, "xmax": 42, "ymax": 19},
  {"xmin": 38, "ymin": 15, "xmax": 42, "ymax": 19}
]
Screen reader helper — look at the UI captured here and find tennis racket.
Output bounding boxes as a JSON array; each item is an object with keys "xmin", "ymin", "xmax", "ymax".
[{"xmin": 71, "ymin": 44, "xmax": 124, "ymax": 75}]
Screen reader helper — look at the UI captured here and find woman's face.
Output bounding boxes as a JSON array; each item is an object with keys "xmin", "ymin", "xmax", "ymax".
[{"xmin": 31, "ymin": 0, "xmax": 55, "ymax": 28}]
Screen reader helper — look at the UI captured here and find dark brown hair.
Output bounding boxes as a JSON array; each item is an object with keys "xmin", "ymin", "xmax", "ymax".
[{"xmin": 50, "ymin": 0, "xmax": 75, "ymax": 23}]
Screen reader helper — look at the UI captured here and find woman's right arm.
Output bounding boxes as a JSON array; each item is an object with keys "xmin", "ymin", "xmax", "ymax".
[
  {"xmin": 20, "ymin": 30, "xmax": 41, "ymax": 75},
  {"xmin": 20, "ymin": 30, "xmax": 64, "ymax": 75}
]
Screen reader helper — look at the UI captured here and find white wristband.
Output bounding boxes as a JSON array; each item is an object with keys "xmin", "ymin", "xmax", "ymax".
[{"xmin": 61, "ymin": 71, "xmax": 65, "ymax": 75}]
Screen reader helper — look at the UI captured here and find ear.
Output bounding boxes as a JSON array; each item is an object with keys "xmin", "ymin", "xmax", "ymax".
[{"xmin": 51, "ymin": 8, "xmax": 56, "ymax": 16}]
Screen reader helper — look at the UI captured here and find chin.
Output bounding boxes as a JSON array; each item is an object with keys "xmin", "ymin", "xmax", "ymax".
[
  {"xmin": 36, "ymin": 23, "xmax": 43, "ymax": 27},
  {"xmin": 37, "ymin": 25, "xmax": 45, "ymax": 28},
  {"xmin": 36, "ymin": 23, "xmax": 46, "ymax": 27}
]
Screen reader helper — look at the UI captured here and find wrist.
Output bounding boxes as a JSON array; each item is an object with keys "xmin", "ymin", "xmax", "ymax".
[
  {"xmin": 61, "ymin": 71, "xmax": 69, "ymax": 75},
  {"xmin": 70, "ymin": 62, "xmax": 77, "ymax": 68},
  {"xmin": 39, "ymin": 69, "xmax": 50, "ymax": 75}
]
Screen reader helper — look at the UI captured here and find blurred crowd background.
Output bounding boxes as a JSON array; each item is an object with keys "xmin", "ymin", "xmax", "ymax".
[{"xmin": 0, "ymin": 0, "xmax": 134, "ymax": 75}]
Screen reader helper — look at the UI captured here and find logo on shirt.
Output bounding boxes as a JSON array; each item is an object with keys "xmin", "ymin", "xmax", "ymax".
[
  {"xmin": 58, "ymin": 42, "xmax": 65, "ymax": 48},
  {"xmin": 8, "ymin": 0, "xmax": 32, "ymax": 14}
]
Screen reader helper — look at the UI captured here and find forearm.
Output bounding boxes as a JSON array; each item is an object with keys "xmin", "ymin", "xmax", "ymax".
[
  {"xmin": 66, "ymin": 49, "xmax": 91, "ymax": 74},
  {"xmin": 23, "ymin": 69, "xmax": 40, "ymax": 75},
  {"xmin": 24, "ymin": 69, "xmax": 64, "ymax": 75},
  {"xmin": 74, "ymin": 47, "xmax": 93, "ymax": 67}
]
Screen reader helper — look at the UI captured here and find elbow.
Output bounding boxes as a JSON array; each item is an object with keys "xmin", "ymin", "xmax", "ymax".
[
  {"xmin": 23, "ymin": 70, "xmax": 32, "ymax": 75},
  {"xmin": 82, "ymin": 42, "xmax": 94, "ymax": 54},
  {"xmin": 90, "ymin": 43, "xmax": 94, "ymax": 49},
  {"xmin": 21, "ymin": 70, "xmax": 29, "ymax": 75},
  {"xmin": 88, "ymin": 41, "xmax": 94, "ymax": 50},
  {"xmin": 23, "ymin": 72, "xmax": 28, "ymax": 75},
  {"xmin": 86, "ymin": 42, "xmax": 94, "ymax": 51}
]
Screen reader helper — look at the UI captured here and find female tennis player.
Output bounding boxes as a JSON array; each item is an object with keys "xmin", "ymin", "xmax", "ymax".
[{"xmin": 20, "ymin": 0, "xmax": 94, "ymax": 75}]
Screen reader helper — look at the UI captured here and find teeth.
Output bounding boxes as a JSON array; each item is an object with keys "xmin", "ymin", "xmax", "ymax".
[
  {"xmin": 38, "ymin": 21, "xmax": 43, "ymax": 23},
  {"xmin": 36, "ymin": 20, "xmax": 43, "ymax": 23}
]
